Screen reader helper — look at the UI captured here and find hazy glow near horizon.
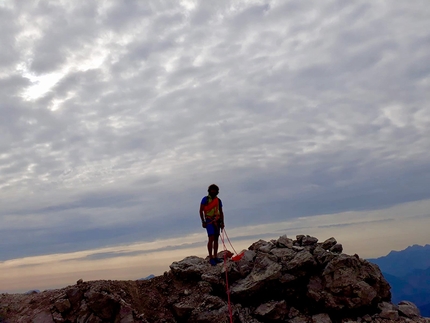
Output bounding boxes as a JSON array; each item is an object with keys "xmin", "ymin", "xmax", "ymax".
[{"xmin": 2, "ymin": 199, "xmax": 429, "ymax": 293}]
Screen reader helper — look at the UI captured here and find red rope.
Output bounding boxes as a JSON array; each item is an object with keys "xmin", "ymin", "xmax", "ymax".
[
  {"xmin": 223, "ymin": 228, "xmax": 238, "ymax": 256},
  {"xmin": 220, "ymin": 230, "xmax": 233, "ymax": 323}
]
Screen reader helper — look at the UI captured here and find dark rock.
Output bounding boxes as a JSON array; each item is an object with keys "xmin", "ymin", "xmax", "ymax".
[
  {"xmin": 308, "ymin": 254, "xmax": 391, "ymax": 310},
  {"xmin": 302, "ymin": 235, "xmax": 319, "ymax": 246},
  {"xmin": 321, "ymin": 237, "xmax": 337, "ymax": 250},
  {"xmin": 311, "ymin": 313, "xmax": 332, "ymax": 323},
  {"xmin": 296, "ymin": 235, "xmax": 306, "ymax": 245},
  {"xmin": 65, "ymin": 287, "xmax": 83, "ymax": 308},
  {"xmin": 249, "ymin": 240, "xmax": 269, "ymax": 251},
  {"xmin": 330, "ymin": 244, "xmax": 343, "ymax": 254},
  {"xmin": 54, "ymin": 298, "xmax": 71, "ymax": 313},
  {"xmin": 32, "ymin": 310, "xmax": 55, "ymax": 323},
  {"xmin": 85, "ymin": 291, "xmax": 120, "ymax": 320},
  {"xmin": 277, "ymin": 235, "xmax": 293, "ymax": 248},
  {"xmin": 173, "ymin": 301, "xmax": 194, "ymax": 318},
  {"xmin": 285, "ymin": 249, "xmax": 317, "ymax": 275},
  {"xmin": 254, "ymin": 300, "xmax": 288, "ymax": 321}
]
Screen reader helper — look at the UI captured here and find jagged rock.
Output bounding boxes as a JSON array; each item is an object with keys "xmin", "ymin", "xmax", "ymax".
[
  {"xmin": 313, "ymin": 246, "xmax": 337, "ymax": 265},
  {"xmin": 277, "ymin": 235, "xmax": 293, "ymax": 248},
  {"xmin": 170, "ymin": 256, "xmax": 209, "ymax": 279},
  {"xmin": 290, "ymin": 315, "xmax": 311, "ymax": 323},
  {"xmin": 54, "ymin": 298, "xmax": 71, "ymax": 313},
  {"xmin": 321, "ymin": 237, "xmax": 337, "ymax": 250},
  {"xmin": 285, "ymin": 249, "xmax": 317, "ymax": 275},
  {"xmin": 308, "ymin": 254, "xmax": 390, "ymax": 310},
  {"xmin": 254, "ymin": 300, "xmax": 288, "ymax": 320},
  {"xmin": 312, "ymin": 313, "xmax": 332, "ymax": 323},
  {"xmin": 302, "ymin": 235, "xmax": 319, "ymax": 246},
  {"xmin": 271, "ymin": 247, "xmax": 296, "ymax": 262},
  {"xmin": 191, "ymin": 304, "xmax": 230, "ymax": 323},
  {"xmin": 398, "ymin": 301, "xmax": 420, "ymax": 318},
  {"xmin": 85, "ymin": 290, "xmax": 120, "ymax": 320},
  {"xmin": 330, "ymin": 243, "xmax": 343, "ymax": 254},
  {"xmin": 296, "ymin": 235, "xmax": 306, "ymax": 245},
  {"xmin": 293, "ymin": 246, "xmax": 305, "ymax": 252},
  {"xmin": 173, "ymin": 301, "xmax": 195, "ymax": 318},
  {"xmin": 231, "ymin": 254, "xmax": 282, "ymax": 298},
  {"xmin": 249, "ymin": 239, "xmax": 270, "ymax": 251},
  {"xmin": 118, "ymin": 305, "xmax": 134, "ymax": 323},
  {"xmin": 378, "ymin": 301, "xmax": 399, "ymax": 320},
  {"xmin": 32, "ymin": 310, "xmax": 55, "ymax": 323},
  {"xmin": 235, "ymin": 250, "xmax": 257, "ymax": 277},
  {"xmin": 259, "ymin": 242, "xmax": 275, "ymax": 253},
  {"xmin": 65, "ymin": 287, "xmax": 83, "ymax": 308}
]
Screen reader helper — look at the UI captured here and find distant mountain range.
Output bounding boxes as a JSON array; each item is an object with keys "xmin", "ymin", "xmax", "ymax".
[{"xmin": 368, "ymin": 244, "xmax": 430, "ymax": 317}]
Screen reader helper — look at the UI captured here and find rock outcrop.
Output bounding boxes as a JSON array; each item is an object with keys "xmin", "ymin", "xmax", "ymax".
[{"xmin": 1, "ymin": 235, "xmax": 429, "ymax": 323}]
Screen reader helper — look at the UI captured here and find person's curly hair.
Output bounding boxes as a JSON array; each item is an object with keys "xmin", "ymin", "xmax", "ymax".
[{"xmin": 207, "ymin": 184, "xmax": 219, "ymax": 192}]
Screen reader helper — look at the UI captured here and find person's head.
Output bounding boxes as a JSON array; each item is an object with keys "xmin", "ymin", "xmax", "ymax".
[{"xmin": 207, "ymin": 184, "xmax": 219, "ymax": 197}]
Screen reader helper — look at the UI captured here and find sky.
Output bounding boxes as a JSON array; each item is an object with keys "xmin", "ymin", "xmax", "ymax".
[{"xmin": 1, "ymin": 0, "xmax": 429, "ymax": 293}]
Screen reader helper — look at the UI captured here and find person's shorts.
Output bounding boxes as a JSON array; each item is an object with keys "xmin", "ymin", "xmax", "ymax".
[{"xmin": 206, "ymin": 218, "xmax": 220, "ymax": 236}]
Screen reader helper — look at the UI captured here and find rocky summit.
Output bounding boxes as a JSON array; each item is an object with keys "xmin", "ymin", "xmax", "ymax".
[{"xmin": 1, "ymin": 235, "xmax": 429, "ymax": 323}]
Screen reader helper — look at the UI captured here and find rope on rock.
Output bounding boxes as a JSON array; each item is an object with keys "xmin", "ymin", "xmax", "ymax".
[{"xmin": 220, "ymin": 230, "xmax": 233, "ymax": 323}]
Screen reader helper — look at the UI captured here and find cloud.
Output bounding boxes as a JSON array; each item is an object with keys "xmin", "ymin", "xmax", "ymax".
[{"xmin": 0, "ymin": 0, "xmax": 429, "ymax": 264}]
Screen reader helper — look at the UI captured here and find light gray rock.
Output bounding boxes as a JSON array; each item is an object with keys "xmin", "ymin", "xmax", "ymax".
[
  {"xmin": 259, "ymin": 242, "xmax": 275, "ymax": 253},
  {"xmin": 235, "ymin": 250, "xmax": 257, "ymax": 277},
  {"xmin": 398, "ymin": 301, "xmax": 420, "ymax": 318},
  {"xmin": 277, "ymin": 235, "xmax": 294, "ymax": 248},
  {"xmin": 249, "ymin": 239, "xmax": 269, "ymax": 251},
  {"xmin": 170, "ymin": 256, "xmax": 208, "ymax": 279},
  {"xmin": 231, "ymin": 255, "xmax": 282, "ymax": 297}
]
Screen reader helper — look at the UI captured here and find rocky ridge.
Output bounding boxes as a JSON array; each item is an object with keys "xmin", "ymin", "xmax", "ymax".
[{"xmin": 1, "ymin": 234, "xmax": 429, "ymax": 323}]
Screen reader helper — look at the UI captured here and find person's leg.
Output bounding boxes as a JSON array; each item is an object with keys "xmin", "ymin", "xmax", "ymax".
[
  {"xmin": 207, "ymin": 235, "xmax": 214, "ymax": 258},
  {"xmin": 213, "ymin": 235, "xmax": 219, "ymax": 257}
]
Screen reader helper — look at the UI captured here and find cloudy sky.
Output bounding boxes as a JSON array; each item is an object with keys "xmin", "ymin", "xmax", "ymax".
[{"xmin": 1, "ymin": 0, "xmax": 430, "ymax": 292}]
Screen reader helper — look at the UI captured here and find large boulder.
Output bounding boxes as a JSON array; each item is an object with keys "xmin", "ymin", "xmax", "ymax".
[
  {"xmin": 231, "ymin": 253, "xmax": 282, "ymax": 298},
  {"xmin": 308, "ymin": 254, "xmax": 391, "ymax": 310}
]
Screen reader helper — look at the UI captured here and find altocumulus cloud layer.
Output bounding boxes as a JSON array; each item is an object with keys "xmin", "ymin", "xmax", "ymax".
[{"xmin": 1, "ymin": 0, "xmax": 430, "ymax": 261}]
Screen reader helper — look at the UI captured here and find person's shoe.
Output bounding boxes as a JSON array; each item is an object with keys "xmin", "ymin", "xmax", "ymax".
[
  {"xmin": 209, "ymin": 258, "xmax": 217, "ymax": 266},
  {"xmin": 216, "ymin": 258, "xmax": 223, "ymax": 263}
]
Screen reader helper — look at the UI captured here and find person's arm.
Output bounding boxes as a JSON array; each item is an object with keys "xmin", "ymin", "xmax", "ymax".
[
  {"xmin": 219, "ymin": 206, "xmax": 224, "ymax": 229},
  {"xmin": 199, "ymin": 204, "xmax": 206, "ymax": 228}
]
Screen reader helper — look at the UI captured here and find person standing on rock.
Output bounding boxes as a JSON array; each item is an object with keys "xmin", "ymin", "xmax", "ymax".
[{"xmin": 199, "ymin": 184, "xmax": 225, "ymax": 266}]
